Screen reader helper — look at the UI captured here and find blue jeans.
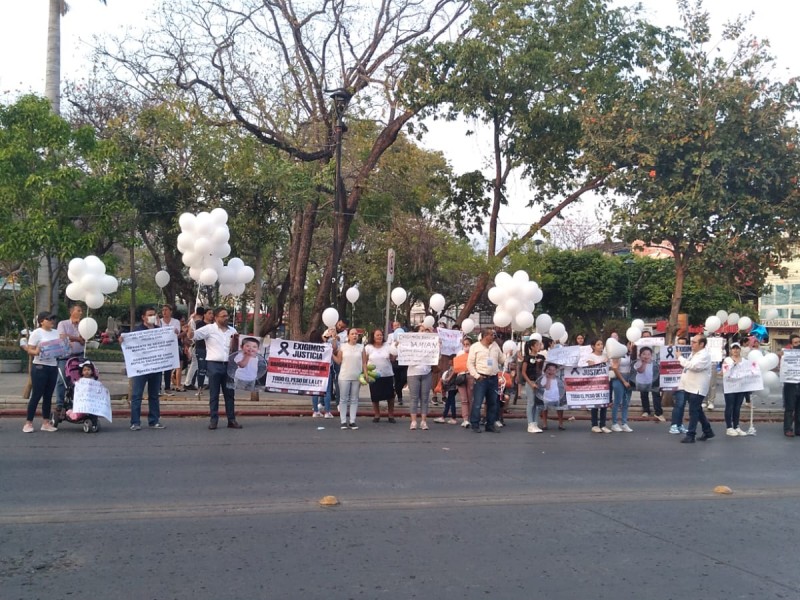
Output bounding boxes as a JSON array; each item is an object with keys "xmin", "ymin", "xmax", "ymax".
[
  {"xmin": 670, "ymin": 390, "xmax": 686, "ymax": 426},
  {"xmin": 442, "ymin": 389, "xmax": 457, "ymax": 419},
  {"xmin": 338, "ymin": 378, "xmax": 360, "ymax": 423},
  {"xmin": 470, "ymin": 376, "xmax": 499, "ymax": 430},
  {"xmin": 27, "ymin": 364, "xmax": 58, "ymax": 421},
  {"xmin": 525, "ymin": 383, "xmax": 542, "ymax": 425},
  {"xmin": 724, "ymin": 392, "xmax": 746, "ymax": 429},
  {"xmin": 611, "ymin": 378, "xmax": 632, "ymax": 425},
  {"xmin": 312, "ymin": 374, "xmax": 332, "ymax": 413},
  {"xmin": 686, "ymin": 392, "xmax": 712, "ymax": 438},
  {"xmin": 784, "ymin": 383, "xmax": 800, "ymax": 434},
  {"xmin": 207, "ymin": 361, "xmax": 236, "ymax": 422},
  {"xmin": 130, "ymin": 371, "xmax": 161, "ymax": 426}
]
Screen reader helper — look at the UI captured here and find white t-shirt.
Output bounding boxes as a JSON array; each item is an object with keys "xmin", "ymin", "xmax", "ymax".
[
  {"xmin": 364, "ymin": 344, "xmax": 397, "ymax": 378},
  {"xmin": 338, "ymin": 343, "xmax": 364, "ymax": 381},
  {"xmin": 634, "ymin": 361, "xmax": 653, "ymax": 386},
  {"xmin": 28, "ymin": 328, "xmax": 61, "ymax": 366},
  {"xmin": 161, "ymin": 317, "xmax": 181, "ymax": 337}
]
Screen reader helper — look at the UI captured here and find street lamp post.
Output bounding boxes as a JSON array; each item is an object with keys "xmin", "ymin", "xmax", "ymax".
[{"xmin": 326, "ymin": 88, "xmax": 352, "ymax": 305}]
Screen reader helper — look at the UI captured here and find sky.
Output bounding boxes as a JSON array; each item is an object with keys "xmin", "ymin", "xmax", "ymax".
[{"xmin": 1, "ymin": 0, "xmax": 797, "ymax": 242}]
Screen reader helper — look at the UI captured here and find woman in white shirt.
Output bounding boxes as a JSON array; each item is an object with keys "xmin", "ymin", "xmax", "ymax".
[
  {"xmin": 610, "ymin": 342, "xmax": 634, "ymax": 432},
  {"xmin": 23, "ymin": 311, "xmax": 63, "ymax": 433},
  {"xmin": 407, "ymin": 324, "xmax": 434, "ymax": 430},
  {"xmin": 364, "ymin": 329, "xmax": 398, "ymax": 423},
  {"xmin": 586, "ymin": 339, "xmax": 611, "ymax": 433},
  {"xmin": 333, "ymin": 328, "xmax": 367, "ymax": 430}
]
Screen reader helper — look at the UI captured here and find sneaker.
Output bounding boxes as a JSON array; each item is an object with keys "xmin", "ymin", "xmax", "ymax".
[
  {"xmin": 348, "ymin": 422, "xmax": 358, "ymax": 430},
  {"xmin": 324, "ymin": 412, "xmax": 334, "ymax": 419},
  {"xmin": 591, "ymin": 426, "xmax": 602, "ymax": 433},
  {"xmin": 601, "ymin": 426, "xmax": 612, "ymax": 434},
  {"xmin": 611, "ymin": 423, "xmax": 623, "ymax": 432},
  {"xmin": 706, "ymin": 402, "xmax": 714, "ymax": 411},
  {"xmin": 656, "ymin": 414, "xmax": 666, "ymax": 422},
  {"xmin": 640, "ymin": 412, "xmax": 650, "ymax": 418},
  {"xmin": 433, "ymin": 417, "xmax": 446, "ymax": 424},
  {"xmin": 735, "ymin": 427, "xmax": 748, "ymax": 436},
  {"xmin": 527, "ymin": 423, "xmax": 542, "ymax": 433},
  {"xmin": 461, "ymin": 420, "xmax": 470, "ymax": 428},
  {"xmin": 621, "ymin": 424, "xmax": 633, "ymax": 433},
  {"xmin": 495, "ymin": 421, "xmax": 504, "ymax": 429},
  {"xmin": 340, "ymin": 423, "xmax": 348, "ymax": 430},
  {"xmin": 668, "ymin": 424, "xmax": 681, "ymax": 435},
  {"xmin": 318, "ymin": 403, "xmax": 324, "ymax": 413},
  {"xmin": 679, "ymin": 425, "xmax": 688, "ymax": 434},
  {"xmin": 680, "ymin": 436, "xmax": 695, "ymax": 443},
  {"xmin": 726, "ymin": 427, "xmax": 738, "ymax": 437},
  {"xmin": 312, "ymin": 412, "xmax": 322, "ymax": 418},
  {"xmin": 409, "ymin": 420, "xmax": 418, "ymax": 430},
  {"xmin": 163, "ymin": 390, "xmax": 175, "ymax": 397},
  {"xmin": 698, "ymin": 431, "xmax": 715, "ymax": 441},
  {"xmin": 149, "ymin": 423, "xmax": 166, "ymax": 429},
  {"xmin": 130, "ymin": 424, "xmax": 141, "ymax": 431},
  {"xmin": 421, "ymin": 421, "xmax": 429, "ymax": 430},
  {"xmin": 22, "ymin": 422, "xmax": 34, "ymax": 433},
  {"xmin": 41, "ymin": 422, "xmax": 58, "ymax": 432},
  {"xmin": 447, "ymin": 419, "xmax": 458, "ymax": 425}
]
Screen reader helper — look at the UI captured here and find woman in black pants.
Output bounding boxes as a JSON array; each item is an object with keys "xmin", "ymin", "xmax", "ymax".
[{"xmin": 23, "ymin": 311, "xmax": 62, "ymax": 433}]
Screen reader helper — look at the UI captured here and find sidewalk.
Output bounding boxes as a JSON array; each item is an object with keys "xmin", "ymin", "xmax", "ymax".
[{"xmin": 0, "ymin": 369, "xmax": 787, "ymax": 421}]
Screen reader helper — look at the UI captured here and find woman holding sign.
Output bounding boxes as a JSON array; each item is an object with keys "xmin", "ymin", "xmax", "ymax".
[
  {"xmin": 722, "ymin": 342, "xmax": 748, "ymax": 436},
  {"xmin": 23, "ymin": 312, "xmax": 62, "ymax": 433},
  {"xmin": 333, "ymin": 328, "xmax": 367, "ymax": 430}
]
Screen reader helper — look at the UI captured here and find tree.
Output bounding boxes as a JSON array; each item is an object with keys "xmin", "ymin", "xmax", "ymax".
[{"xmin": 581, "ymin": 0, "xmax": 800, "ymax": 341}]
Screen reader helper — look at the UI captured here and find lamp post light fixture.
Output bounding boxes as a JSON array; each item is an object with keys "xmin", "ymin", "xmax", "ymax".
[{"xmin": 326, "ymin": 87, "xmax": 352, "ymax": 304}]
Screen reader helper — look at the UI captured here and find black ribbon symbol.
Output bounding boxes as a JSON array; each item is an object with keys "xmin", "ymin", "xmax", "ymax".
[
  {"xmin": 570, "ymin": 367, "xmax": 580, "ymax": 375},
  {"xmin": 665, "ymin": 346, "xmax": 675, "ymax": 359},
  {"xmin": 278, "ymin": 341, "xmax": 290, "ymax": 356}
]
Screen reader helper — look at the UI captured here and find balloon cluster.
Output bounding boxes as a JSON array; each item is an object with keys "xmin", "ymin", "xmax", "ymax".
[
  {"xmin": 177, "ymin": 209, "xmax": 254, "ymax": 296},
  {"xmin": 487, "ymin": 271, "xmax": 542, "ymax": 333},
  {"xmin": 625, "ymin": 318, "xmax": 646, "ymax": 343},
  {"xmin": 66, "ymin": 256, "xmax": 119, "ymax": 310},
  {"xmin": 703, "ymin": 310, "xmax": 751, "ymax": 335}
]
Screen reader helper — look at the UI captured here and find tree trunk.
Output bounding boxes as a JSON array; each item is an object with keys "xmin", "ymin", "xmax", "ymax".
[
  {"xmin": 287, "ymin": 200, "xmax": 319, "ymax": 339},
  {"xmin": 666, "ymin": 250, "xmax": 687, "ymax": 345},
  {"xmin": 488, "ymin": 113, "xmax": 504, "ymax": 258},
  {"xmin": 45, "ymin": 0, "xmax": 61, "ymax": 114}
]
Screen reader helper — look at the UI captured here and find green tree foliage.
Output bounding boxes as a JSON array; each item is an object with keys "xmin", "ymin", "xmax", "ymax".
[{"xmin": 581, "ymin": 0, "xmax": 800, "ymax": 340}]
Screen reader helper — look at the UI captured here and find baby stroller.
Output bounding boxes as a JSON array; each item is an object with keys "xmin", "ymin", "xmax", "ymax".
[{"xmin": 52, "ymin": 357, "xmax": 101, "ymax": 433}]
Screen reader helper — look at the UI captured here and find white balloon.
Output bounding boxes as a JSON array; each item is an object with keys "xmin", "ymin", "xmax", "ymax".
[
  {"xmin": 84, "ymin": 291, "xmax": 104, "ymax": 310},
  {"xmin": 84, "ymin": 255, "xmax": 106, "ymax": 276},
  {"xmin": 189, "ymin": 266, "xmax": 202, "ymax": 282},
  {"xmin": 502, "ymin": 296, "xmax": 521, "ymax": 316},
  {"xmin": 494, "ymin": 272, "xmax": 512, "ymax": 288},
  {"xmin": 765, "ymin": 308, "xmax": 779, "ymax": 320},
  {"xmin": 716, "ymin": 310, "xmax": 728, "ymax": 323},
  {"xmin": 199, "ymin": 268, "xmax": 218, "ymax": 285},
  {"xmin": 194, "ymin": 237, "xmax": 213, "ymax": 256},
  {"xmin": 727, "ymin": 312, "xmax": 740, "ymax": 326},
  {"xmin": 746, "ymin": 349, "xmax": 763, "ymax": 362},
  {"xmin": 238, "ymin": 265, "xmax": 255, "ymax": 284},
  {"xmin": 182, "ymin": 251, "xmax": 198, "ymax": 268},
  {"xmin": 322, "ymin": 307, "xmax": 339, "ymax": 328},
  {"xmin": 605, "ymin": 338, "xmax": 627, "ymax": 359},
  {"xmin": 423, "ymin": 315, "xmax": 436, "ymax": 329},
  {"xmin": 763, "ymin": 370, "xmax": 780, "ymax": 390},
  {"xmin": 207, "ymin": 257, "xmax": 224, "ymax": 274},
  {"xmin": 512, "ymin": 270, "xmax": 529, "ymax": 284},
  {"xmin": 429, "ymin": 293, "xmax": 445, "ymax": 313},
  {"xmin": 631, "ymin": 319, "xmax": 645, "ymax": 330},
  {"xmin": 214, "ymin": 242, "xmax": 232, "ymax": 259},
  {"xmin": 559, "ymin": 333, "xmax": 569, "ymax": 344},
  {"xmin": 626, "ymin": 327, "xmax": 642, "ymax": 342},
  {"xmin": 346, "ymin": 287, "xmax": 360, "ymax": 304},
  {"xmin": 705, "ymin": 316, "xmax": 721, "ymax": 332},
  {"xmin": 68, "ymin": 258, "xmax": 86, "ymax": 281},
  {"xmin": 502, "ymin": 340, "xmax": 517, "ymax": 354},
  {"xmin": 210, "ymin": 207, "xmax": 229, "ymax": 225},
  {"xmin": 78, "ymin": 317, "xmax": 98, "ymax": 340},
  {"xmin": 195, "ymin": 212, "xmax": 214, "ymax": 235},
  {"xmin": 228, "ymin": 257, "xmax": 245, "ymax": 270},
  {"xmin": 79, "ymin": 273, "xmax": 99, "ymax": 293},
  {"xmin": 514, "ymin": 311, "xmax": 534, "ymax": 330},
  {"xmin": 535, "ymin": 313, "xmax": 552, "ymax": 334},
  {"xmin": 487, "ymin": 286, "xmax": 507, "ymax": 305},
  {"xmin": 521, "ymin": 281, "xmax": 538, "ymax": 301},
  {"xmin": 217, "ymin": 265, "xmax": 235, "ymax": 284},
  {"xmin": 503, "ymin": 279, "xmax": 521, "ymax": 298},
  {"xmin": 65, "ymin": 282, "xmax": 84, "ymax": 301},
  {"xmin": 530, "ymin": 287, "xmax": 543, "ymax": 304},
  {"xmin": 176, "ymin": 232, "xmax": 193, "ymax": 253},
  {"xmin": 232, "ymin": 283, "xmax": 246, "ymax": 296},
  {"xmin": 759, "ymin": 352, "xmax": 779, "ymax": 372},
  {"xmin": 738, "ymin": 316, "xmax": 752, "ymax": 331},
  {"xmin": 155, "ymin": 270, "xmax": 170, "ymax": 288},
  {"xmin": 493, "ymin": 310, "xmax": 512, "ymax": 328},
  {"xmin": 549, "ymin": 322, "xmax": 566, "ymax": 340},
  {"xmin": 211, "ymin": 226, "xmax": 230, "ymax": 246},
  {"xmin": 99, "ymin": 275, "xmax": 118, "ymax": 295},
  {"xmin": 218, "ymin": 284, "xmax": 232, "ymax": 297},
  {"xmin": 391, "ymin": 287, "xmax": 407, "ymax": 306},
  {"xmin": 461, "ymin": 318, "xmax": 475, "ymax": 334},
  {"xmin": 178, "ymin": 212, "xmax": 196, "ymax": 232}
]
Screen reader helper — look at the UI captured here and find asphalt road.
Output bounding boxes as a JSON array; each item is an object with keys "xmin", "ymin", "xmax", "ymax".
[{"xmin": 1, "ymin": 417, "xmax": 798, "ymax": 600}]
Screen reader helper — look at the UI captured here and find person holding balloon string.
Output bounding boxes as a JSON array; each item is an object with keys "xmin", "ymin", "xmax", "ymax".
[{"xmin": 363, "ymin": 329, "xmax": 398, "ymax": 423}]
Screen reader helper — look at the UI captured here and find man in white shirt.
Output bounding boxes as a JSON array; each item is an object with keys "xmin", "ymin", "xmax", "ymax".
[
  {"xmin": 467, "ymin": 328, "xmax": 505, "ymax": 432},
  {"xmin": 679, "ymin": 334, "xmax": 715, "ymax": 443},
  {"xmin": 191, "ymin": 306, "xmax": 242, "ymax": 430},
  {"xmin": 160, "ymin": 304, "xmax": 181, "ymax": 395}
]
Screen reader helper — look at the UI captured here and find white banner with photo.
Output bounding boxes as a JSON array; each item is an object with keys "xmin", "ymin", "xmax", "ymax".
[
  {"xmin": 722, "ymin": 359, "xmax": 764, "ymax": 394},
  {"xmin": 71, "ymin": 378, "xmax": 113, "ymax": 422},
  {"xmin": 780, "ymin": 349, "xmax": 800, "ymax": 383},
  {"xmin": 265, "ymin": 339, "xmax": 332, "ymax": 395},
  {"xmin": 564, "ymin": 363, "xmax": 611, "ymax": 408},
  {"xmin": 397, "ymin": 333, "xmax": 440, "ymax": 366},
  {"xmin": 659, "ymin": 345, "xmax": 691, "ymax": 391},
  {"xmin": 546, "ymin": 345, "xmax": 583, "ymax": 367},
  {"xmin": 121, "ymin": 327, "xmax": 180, "ymax": 377},
  {"xmin": 38, "ymin": 337, "xmax": 71, "ymax": 361},
  {"xmin": 438, "ymin": 328, "xmax": 462, "ymax": 356}
]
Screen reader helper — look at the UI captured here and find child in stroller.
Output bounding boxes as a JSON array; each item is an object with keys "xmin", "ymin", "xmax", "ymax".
[{"xmin": 52, "ymin": 358, "xmax": 102, "ymax": 433}]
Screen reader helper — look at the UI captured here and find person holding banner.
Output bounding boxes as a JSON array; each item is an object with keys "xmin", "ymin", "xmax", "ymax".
[
  {"xmin": 406, "ymin": 324, "xmax": 436, "ymax": 431},
  {"xmin": 668, "ymin": 336, "xmax": 690, "ymax": 435},
  {"xmin": 390, "ymin": 321, "xmax": 408, "ymax": 406},
  {"xmin": 191, "ymin": 307, "xmax": 241, "ymax": 430},
  {"xmin": 333, "ymin": 328, "xmax": 367, "ymax": 429},
  {"xmin": 782, "ymin": 333, "xmax": 800, "ymax": 437},
  {"xmin": 467, "ymin": 329, "xmax": 504, "ymax": 433},
  {"xmin": 364, "ymin": 329, "xmax": 398, "ymax": 423},
  {"xmin": 585, "ymin": 339, "xmax": 611, "ymax": 433},
  {"xmin": 722, "ymin": 342, "xmax": 748, "ymax": 436},
  {"xmin": 679, "ymin": 335, "xmax": 715, "ymax": 443},
  {"xmin": 522, "ymin": 338, "xmax": 544, "ymax": 433},
  {"xmin": 634, "ymin": 346, "xmax": 664, "ymax": 421},
  {"xmin": 122, "ymin": 307, "xmax": 166, "ymax": 431},
  {"xmin": 22, "ymin": 312, "xmax": 62, "ymax": 433}
]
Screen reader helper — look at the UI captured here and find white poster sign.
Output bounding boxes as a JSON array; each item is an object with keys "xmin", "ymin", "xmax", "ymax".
[
  {"xmin": 438, "ymin": 329, "xmax": 462, "ymax": 356},
  {"xmin": 121, "ymin": 327, "xmax": 180, "ymax": 377},
  {"xmin": 71, "ymin": 378, "xmax": 112, "ymax": 422},
  {"xmin": 546, "ymin": 345, "xmax": 583, "ymax": 367},
  {"xmin": 265, "ymin": 340, "xmax": 332, "ymax": 395},
  {"xmin": 780, "ymin": 349, "xmax": 800, "ymax": 384},
  {"xmin": 397, "ymin": 333, "xmax": 440, "ymax": 366},
  {"xmin": 722, "ymin": 360, "xmax": 764, "ymax": 394},
  {"xmin": 564, "ymin": 363, "xmax": 611, "ymax": 408},
  {"xmin": 659, "ymin": 345, "xmax": 691, "ymax": 391},
  {"xmin": 707, "ymin": 337, "xmax": 725, "ymax": 363}
]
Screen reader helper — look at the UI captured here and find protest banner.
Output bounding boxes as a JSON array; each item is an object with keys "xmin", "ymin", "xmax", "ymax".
[
  {"xmin": 722, "ymin": 360, "xmax": 764, "ymax": 394},
  {"xmin": 546, "ymin": 345, "xmax": 582, "ymax": 367},
  {"xmin": 564, "ymin": 363, "xmax": 610, "ymax": 408},
  {"xmin": 635, "ymin": 337, "xmax": 665, "ymax": 348},
  {"xmin": 38, "ymin": 337, "xmax": 70, "ymax": 361},
  {"xmin": 227, "ymin": 336, "xmax": 268, "ymax": 391},
  {"xmin": 780, "ymin": 349, "xmax": 800, "ymax": 383},
  {"xmin": 659, "ymin": 345, "xmax": 691, "ymax": 391},
  {"xmin": 438, "ymin": 328, "xmax": 462, "ymax": 357},
  {"xmin": 121, "ymin": 327, "xmax": 180, "ymax": 377},
  {"xmin": 265, "ymin": 339, "xmax": 332, "ymax": 395},
  {"xmin": 397, "ymin": 333, "xmax": 440, "ymax": 366},
  {"xmin": 71, "ymin": 378, "xmax": 112, "ymax": 422},
  {"xmin": 707, "ymin": 337, "xmax": 725, "ymax": 363}
]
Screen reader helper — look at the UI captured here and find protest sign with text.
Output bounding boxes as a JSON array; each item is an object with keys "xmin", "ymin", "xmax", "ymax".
[
  {"xmin": 121, "ymin": 327, "xmax": 180, "ymax": 377},
  {"xmin": 397, "ymin": 333, "xmax": 440, "ymax": 366},
  {"xmin": 722, "ymin": 360, "xmax": 764, "ymax": 394},
  {"xmin": 438, "ymin": 329, "xmax": 462, "ymax": 357},
  {"xmin": 659, "ymin": 345, "xmax": 691, "ymax": 391},
  {"xmin": 265, "ymin": 339, "xmax": 331, "ymax": 395},
  {"xmin": 38, "ymin": 337, "xmax": 71, "ymax": 361},
  {"xmin": 564, "ymin": 363, "xmax": 610, "ymax": 408},
  {"xmin": 71, "ymin": 378, "xmax": 112, "ymax": 422},
  {"xmin": 546, "ymin": 345, "xmax": 582, "ymax": 367},
  {"xmin": 780, "ymin": 349, "xmax": 800, "ymax": 383}
]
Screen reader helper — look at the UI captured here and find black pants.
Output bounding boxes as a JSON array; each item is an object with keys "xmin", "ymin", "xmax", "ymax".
[
  {"xmin": 783, "ymin": 383, "xmax": 800, "ymax": 434},
  {"xmin": 27, "ymin": 364, "xmax": 58, "ymax": 421},
  {"xmin": 393, "ymin": 365, "xmax": 408, "ymax": 401}
]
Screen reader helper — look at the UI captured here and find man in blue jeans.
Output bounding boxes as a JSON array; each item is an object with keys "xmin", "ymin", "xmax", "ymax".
[
  {"xmin": 467, "ymin": 328, "xmax": 505, "ymax": 433},
  {"xmin": 122, "ymin": 306, "xmax": 165, "ymax": 431},
  {"xmin": 668, "ymin": 336, "xmax": 689, "ymax": 434},
  {"xmin": 679, "ymin": 334, "xmax": 714, "ymax": 443}
]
